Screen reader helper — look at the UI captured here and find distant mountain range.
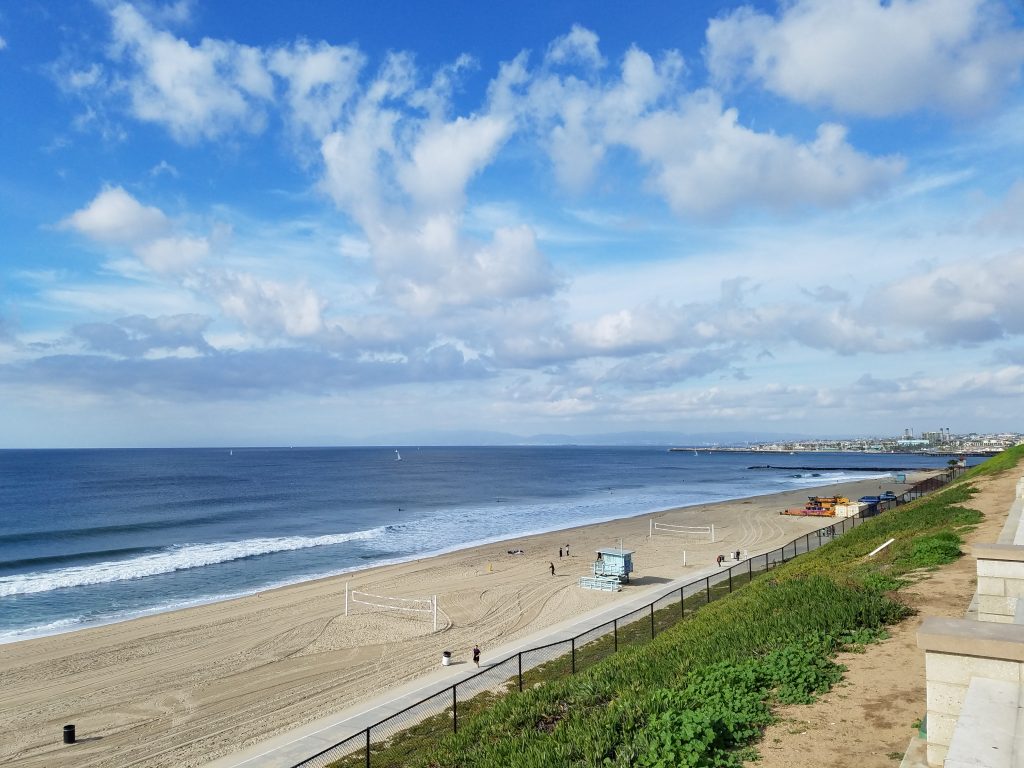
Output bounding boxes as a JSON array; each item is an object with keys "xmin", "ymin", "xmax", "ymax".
[{"xmin": 359, "ymin": 429, "xmax": 819, "ymax": 447}]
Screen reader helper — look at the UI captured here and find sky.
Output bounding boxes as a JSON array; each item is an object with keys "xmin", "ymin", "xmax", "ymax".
[{"xmin": 1, "ymin": 0, "xmax": 1023, "ymax": 448}]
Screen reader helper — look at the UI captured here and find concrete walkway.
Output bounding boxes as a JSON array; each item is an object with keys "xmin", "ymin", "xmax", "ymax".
[{"xmin": 203, "ymin": 559, "xmax": 734, "ymax": 768}]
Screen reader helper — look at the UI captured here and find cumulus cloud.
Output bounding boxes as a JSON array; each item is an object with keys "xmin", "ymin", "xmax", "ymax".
[
  {"xmin": 501, "ymin": 31, "xmax": 902, "ymax": 216},
  {"xmin": 706, "ymin": 0, "xmax": 1024, "ymax": 116},
  {"xmin": 202, "ymin": 271, "xmax": 326, "ymax": 338},
  {"xmin": 269, "ymin": 40, "xmax": 364, "ymax": 140},
  {"xmin": 619, "ymin": 94, "xmax": 904, "ymax": 216},
  {"xmin": 61, "ymin": 186, "xmax": 169, "ymax": 244},
  {"xmin": 108, "ymin": 2, "xmax": 273, "ymax": 141},
  {"xmin": 546, "ymin": 24, "xmax": 606, "ymax": 69},
  {"xmin": 871, "ymin": 249, "xmax": 1024, "ymax": 344},
  {"xmin": 318, "ymin": 54, "xmax": 560, "ymax": 315},
  {"xmin": 62, "ymin": 187, "xmax": 335, "ymax": 343}
]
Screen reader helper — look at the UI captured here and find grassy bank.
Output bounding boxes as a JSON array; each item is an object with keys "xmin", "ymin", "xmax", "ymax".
[{"xmin": 335, "ymin": 446, "xmax": 1024, "ymax": 768}]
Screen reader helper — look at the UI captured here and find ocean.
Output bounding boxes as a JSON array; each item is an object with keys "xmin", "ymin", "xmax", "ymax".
[{"xmin": 0, "ymin": 446, "xmax": 976, "ymax": 643}]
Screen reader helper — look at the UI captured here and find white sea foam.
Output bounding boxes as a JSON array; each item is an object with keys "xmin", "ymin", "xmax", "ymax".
[
  {"xmin": 787, "ymin": 471, "xmax": 890, "ymax": 486},
  {"xmin": 0, "ymin": 528, "xmax": 384, "ymax": 597},
  {"xmin": 0, "ymin": 616, "xmax": 84, "ymax": 643}
]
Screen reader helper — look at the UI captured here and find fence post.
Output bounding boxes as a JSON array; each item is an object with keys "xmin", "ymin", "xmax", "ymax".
[
  {"xmin": 748, "ymin": 558, "xmax": 752, "ymax": 580},
  {"xmin": 614, "ymin": 618, "xmax": 618, "ymax": 652},
  {"xmin": 650, "ymin": 604, "xmax": 655, "ymax": 638},
  {"xmin": 705, "ymin": 576, "xmax": 711, "ymax": 603},
  {"xmin": 728, "ymin": 566, "xmax": 733, "ymax": 593},
  {"xmin": 453, "ymin": 686, "xmax": 457, "ymax": 734},
  {"xmin": 571, "ymin": 638, "xmax": 576, "ymax": 675},
  {"xmin": 365, "ymin": 728, "xmax": 370, "ymax": 768},
  {"xmin": 679, "ymin": 587, "xmax": 684, "ymax": 618},
  {"xmin": 518, "ymin": 653, "xmax": 523, "ymax": 692},
  {"xmin": 765, "ymin": 552, "xmax": 769, "ymax": 571}
]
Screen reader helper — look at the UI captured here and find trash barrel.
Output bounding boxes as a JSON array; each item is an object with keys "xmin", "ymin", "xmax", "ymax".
[
  {"xmin": 442, "ymin": 651, "xmax": 451, "ymax": 666},
  {"xmin": 63, "ymin": 724, "xmax": 76, "ymax": 744}
]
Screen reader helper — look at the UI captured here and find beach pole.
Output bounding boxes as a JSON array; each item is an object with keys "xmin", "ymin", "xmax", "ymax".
[
  {"xmin": 683, "ymin": 550, "xmax": 686, "ymax": 567},
  {"xmin": 711, "ymin": 524, "xmax": 715, "ymax": 543}
]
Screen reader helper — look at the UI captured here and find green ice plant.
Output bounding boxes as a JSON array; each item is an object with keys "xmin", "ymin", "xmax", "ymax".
[{"xmin": 337, "ymin": 448, "xmax": 1022, "ymax": 768}]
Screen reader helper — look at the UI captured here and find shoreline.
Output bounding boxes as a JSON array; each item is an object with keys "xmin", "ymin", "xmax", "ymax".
[
  {"xmin": 0, "ymin": 472, "xmax": 931, "ymax": 768},
  {"xmin": 0, "ymin": 469, "xmax": 905, "ymax": 647}
]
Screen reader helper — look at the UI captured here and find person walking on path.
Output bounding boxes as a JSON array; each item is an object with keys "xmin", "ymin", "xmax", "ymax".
[
  {"xmin": 549, "ymin": 562, "xmax": 555, "ymax": 576},
  {"xmin": 472, "ymin": 645, "xmax": 481, "ymax": 667}
]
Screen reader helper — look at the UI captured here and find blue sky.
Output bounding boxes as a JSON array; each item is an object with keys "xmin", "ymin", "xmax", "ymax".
[{"xmin": 1, "ymin": 0, "xmax": 1023, "ymax": 448}]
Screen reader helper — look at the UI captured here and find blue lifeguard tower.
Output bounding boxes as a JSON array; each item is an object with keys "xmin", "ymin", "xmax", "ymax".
[{"xmin": 593, "ymin": 547, "xmax": 634, "ymax": 584}]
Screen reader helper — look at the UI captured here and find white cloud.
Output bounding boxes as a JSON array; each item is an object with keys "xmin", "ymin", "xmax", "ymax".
[
  {"xmin": 397, "ymin": 115, "xmax": 510, "ymax": 211},
  {"xmin": 149, "ymin": 160, "xmax": 179, "ymax": 177},
  {"xmin": 319, "ymin": 57, "xmax": 558, "ymax": 316},
  {"xmin": 706, "ymin": 0, "xmax": 1024, "ymax": 116},
  {"xmin": 505, "ymin": 32, "xmax": 901, "ymax": 216},
  {"xmin": 136, "ymin": 235, "xmax": 210, "ymax": 274},
  {"xmin": 546, "ymin": 25, "xmax": 606, "ymax": 69},
  {"xmin": 108, "ymin": 2, "xmax": 273, "ymax": 142},
  {"xmin": 66, "ymin": 64, "xmax": 103, "ymax": 90},
  {"xmin": 872, "ymin": 248, "xmax": 1024, "ymax": 344},
  {"xmin": 62, "ymin": 186, "xmax": 169, "ymax": 244},
  {"xmin": 204, "ymin": 271, "xmax": 325, "ymax": 338},
  {"xmin": 269, "ymin": 40, "xmax": 364, "ymax": 139},
  {"xmin": 0, "ymin": 35, "xmax": 7, "ymax": 51},
  {"xmin": 619, "ymin": 93, "xmax": 905, "ymax": 216},
  {"xmin": 61, "ymin": 188, "xmax": 332, "ymax": 342}
]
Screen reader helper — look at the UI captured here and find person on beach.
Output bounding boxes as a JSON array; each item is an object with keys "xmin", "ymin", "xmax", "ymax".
[
  {"xmin": 716, "ymin": 554, "xmax": 724, "ymax": 567},
  {"xmin": 559, "ymin": 547, "xmax": 563, "ymax": 558},
  {"xmin": 565, "ymin": 544, "xmax": 570, "ymax": 557},
  {"xmin": 473, "ymin": 645, "xmax": 481, "ymax": 667},
  {"xmin": 549, "ymin": 562, "xmax": 555, "ymax": 576}
]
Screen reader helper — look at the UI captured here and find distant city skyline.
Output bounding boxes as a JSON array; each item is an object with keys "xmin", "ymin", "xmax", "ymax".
[{"xmin": 1, "ymin": 1, "xmax": 1023, "ymax": 448}]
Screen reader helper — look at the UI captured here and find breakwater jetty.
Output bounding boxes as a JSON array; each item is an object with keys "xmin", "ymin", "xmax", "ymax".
[{"xmin": 747, "ymin": 465, "xmax": 937, "ymax": 472}]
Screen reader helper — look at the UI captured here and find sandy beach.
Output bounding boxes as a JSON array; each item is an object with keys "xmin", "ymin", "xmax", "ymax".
[{"xmin": 0, "ymin": 473, "xmax": 923, "ymax": 768}]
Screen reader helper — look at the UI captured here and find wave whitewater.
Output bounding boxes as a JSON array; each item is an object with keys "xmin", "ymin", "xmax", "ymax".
[{"xmin": 0, "ymin": 528, "xmax": 384, "ymax": 597}]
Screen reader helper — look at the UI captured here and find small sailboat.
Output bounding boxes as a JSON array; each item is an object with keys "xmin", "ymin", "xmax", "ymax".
[{"xmin": 394, "ymin": 449, "xmax": 402, "ymax": 461}]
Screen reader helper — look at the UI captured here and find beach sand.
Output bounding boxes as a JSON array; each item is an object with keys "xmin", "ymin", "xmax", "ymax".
[{"xmin": 0, "ymin": 473, "xmax": 924, "ymax": 768}]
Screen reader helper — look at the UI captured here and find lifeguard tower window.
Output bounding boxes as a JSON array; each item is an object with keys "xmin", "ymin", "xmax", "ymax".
[{"xmin": 593, "ymin": 548, "xmax": 634, "ymax": 583}]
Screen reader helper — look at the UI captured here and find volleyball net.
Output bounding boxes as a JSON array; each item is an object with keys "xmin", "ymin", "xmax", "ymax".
[
  {"xmin": 649, "ymin": 520, "xmax": 715, "ymax": 542},
  {"xmin": 345, "ymin": 583, "xmax": 438, "ymax": 632}
]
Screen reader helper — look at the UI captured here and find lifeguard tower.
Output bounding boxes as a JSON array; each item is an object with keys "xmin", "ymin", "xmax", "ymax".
[{"xmin": 578, "ymin": 547, "xmax": 635, "ymax": 591}]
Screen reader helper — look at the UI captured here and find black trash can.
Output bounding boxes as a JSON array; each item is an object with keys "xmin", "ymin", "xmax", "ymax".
[{"xmin": 63, "ymin": 724, "xmax": 76, "ymax": 744}]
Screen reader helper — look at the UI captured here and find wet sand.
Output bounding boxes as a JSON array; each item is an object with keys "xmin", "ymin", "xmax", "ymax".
[{"xmin": 0, "ymin": 473, "xmax": 926, "ymax": 768}]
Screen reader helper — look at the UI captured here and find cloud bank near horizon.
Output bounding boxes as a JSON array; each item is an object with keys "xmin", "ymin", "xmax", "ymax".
[{"xmin": 2, "ymin": 0, "xmax": 1023, "ymax": 445}]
